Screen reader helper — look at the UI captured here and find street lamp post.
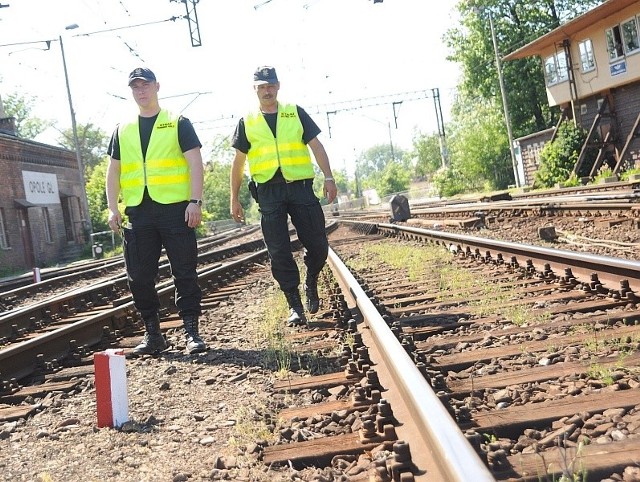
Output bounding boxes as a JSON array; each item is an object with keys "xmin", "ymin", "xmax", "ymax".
[
  {"xmin": 488, "ymin": 11, "xmax": 520, "ymax": 188},
  {"xmin": 59, "ymin": 24, "xmax": 93, "ymax": 236}
]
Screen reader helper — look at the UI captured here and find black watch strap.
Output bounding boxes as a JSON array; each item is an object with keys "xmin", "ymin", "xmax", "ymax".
[{"xmin": 189, "ymin": 199, "xmax": 202, "ymax": 207}]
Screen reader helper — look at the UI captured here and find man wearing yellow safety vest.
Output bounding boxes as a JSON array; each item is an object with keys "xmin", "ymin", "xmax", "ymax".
[
  {"xmin": 106, "ymin": 67, "xmax": 207, "ymax": 355},
  {"xmin": 230, "ymin": 66, "xmax": 337, "ymax": 326}
]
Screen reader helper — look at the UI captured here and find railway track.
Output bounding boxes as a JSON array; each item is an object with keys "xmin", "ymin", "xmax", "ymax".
[
  {"xmin": 2, "ymin": 218, "xmax": 640, "ymax": 481},
  {"xmin": 255, "ymin": 222, "xmax": 640, "ymax": 480},
  {"xmin": 333, "ymin": 180, "xmax": 640, "ymax": 229},
  {"xmin": 0, "ymin": 229, "xmax": 268, "ymax": 385},
  {"xmin": 338, "ymin": 223, "xmax": 640, "ymax": 480}
]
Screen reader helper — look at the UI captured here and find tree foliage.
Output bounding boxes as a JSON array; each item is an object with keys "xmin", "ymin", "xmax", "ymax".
[
  {"xmin": 355, "ymin": 144, "xmax": 407, "ymax": 194},
  {"xmin": 356, "ymin": 144, "xmax": 406, "ymax": 181},
  {"xmin": 1, "ymin": 92, "xmax": 52, "ymax": 139},
  {"xmin": 203, "ymin": 134, "xmax": 252, "ymax": 222},
  {"xmin": 377, "ymin": 160, "xmax": 412, "ymax": 196},
  {"xmin": 414, "ymin": 0, "xmax": 603, "ymax": 195},
  {"xmin": 446, "ymin": 0, "xmax": 601, "ymax": 137},
  {"xmin": 433, "ymin": 94, "xmax": 514, "ymax": 194},
  {"xmin": 58, "ymin": 123, "xmax": 110, "ymax": 175},
  {"xmin": 85, "ymin": 158, "xmax": 111, "ymax": 233},
  {"xmin": 203, "ymin": 160, "xmax": 248, "ymax": 221},
  {"xmin": 413, "ymin": 132, "xmax": 445, "ymax": 180}
]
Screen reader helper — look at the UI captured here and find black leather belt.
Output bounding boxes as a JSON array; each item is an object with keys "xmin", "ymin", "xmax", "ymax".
[{"xmin": 263, "ymin": 173, "xmax": 311, "ymax": 185}]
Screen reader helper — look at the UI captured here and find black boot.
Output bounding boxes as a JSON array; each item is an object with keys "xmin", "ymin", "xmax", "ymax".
[
  {"xmin": 304, "ymin": 273, "xmax": 320, "ymax": 314},
  {"xmin": 133, "ymin": 314, "xmax": 167, "ymax": 355},
  {"xmin": 183, "ymin": 316, "xmax": 207, "ymax": 354},
  {"xmin": 284, "ymin": 289, "xmax": 307, "ymax": 326}
]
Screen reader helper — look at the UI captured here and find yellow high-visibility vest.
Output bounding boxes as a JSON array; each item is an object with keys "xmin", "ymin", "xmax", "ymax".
[
  {"xmin": 245, "ymin": 103, "xmax": 315, "ymax": 183},
  {"xmin": 119, "ymin": 109, "xmax": 190, "ymax": 206}
]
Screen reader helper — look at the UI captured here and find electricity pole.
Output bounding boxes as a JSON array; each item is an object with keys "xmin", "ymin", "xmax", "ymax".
[
  {"xmin": 489, "ymin": 11, "xmax": 520, "ymax": 187},
  {"xmin": 59, "ymin": 26, "xmax": 93, "ymax": 236}
]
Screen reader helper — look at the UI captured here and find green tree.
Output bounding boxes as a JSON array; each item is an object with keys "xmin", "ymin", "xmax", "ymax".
[
  {"xmin": 58, "ymin": 123, "xmax": 109, "ymax": 175},
  {"xmin": 445, "ymin": 0, "xmax": 601, "ymax": 137},
  {"xmin": 356, "ymin": 143, "xmax": 406, "ymax": 192},
  {"xmin": 432, "ymin": 165, "xmax": 467, "ymax": 197},
  {"xmin": 377, "ymin": 160, "xmax": 412, "ymax": 196},
  {"xmin": 85, "ymin": 157, "xmax": 110, "ymax": 233},
  {"xmin": 357, "ymin": 144, "xmax": 405, "ymax": 179},
  {"xmin": 450, "ymin": 95, "xmax": 514, "ymax": 190},
  {"xmin": 202, "ymin": 134, "xmax": 252, "ymax": 221},
  {"xmin": 203, "ymin": 160, "xmax": 248, "ymax": 221},
  {"xmin": 2, "ymin": 92, "xmax": 52, "ymax": 139},
  {"xmin": 436, "ymin": 1, "xmax": 601, "ymax": 194},
  {"xmin": 413, "ymin": 132, "xmax": 445, "ymax": 180},
  {"xmin": 427, "ymin": 94, "xmax": 513, "ymax": 195}
]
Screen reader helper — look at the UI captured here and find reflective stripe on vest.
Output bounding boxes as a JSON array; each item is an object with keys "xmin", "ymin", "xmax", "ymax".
[
  {"xmin": 245, "ymin": 103, "xmax": 315, "ymax": 183},
  {"xmin": 119, "ymin": 109, "xmax": 190, "ymax": 206}
]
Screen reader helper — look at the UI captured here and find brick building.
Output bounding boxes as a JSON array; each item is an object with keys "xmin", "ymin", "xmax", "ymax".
[{"xmin": 0, "ymin": 111, "xmax": 88, "ymax": 273}]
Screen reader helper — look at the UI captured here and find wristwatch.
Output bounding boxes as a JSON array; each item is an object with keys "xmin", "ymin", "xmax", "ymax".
[{"xmin": 189, "ymin": 199, "xmax": 203, "ymax": 207}]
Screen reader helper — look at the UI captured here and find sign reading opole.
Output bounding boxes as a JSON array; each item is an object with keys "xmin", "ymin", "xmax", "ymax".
[{"xmin": 22, "ymin": 170, "xmax": 60, "ymax": 205}]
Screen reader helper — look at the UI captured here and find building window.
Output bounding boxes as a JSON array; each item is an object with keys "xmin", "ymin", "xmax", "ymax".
[
  {"xmin": 606, "ymin": 18, "xmax": 640, "ymax": 62},
  {"xmin": 606, "ymin": 25, "xmax": 624, "ymax": 61},
  {"xmin": 43, "ymin": 207, "xmax": 53, "ymax": 243},
  {"xmin": 0, "ymin": 208, "xmax": 9, "ymax": 249},
  {"xmin": 578, "ymin": 39, "xmax": 596, "ymax": 72},
  {"xmin": 544, "ymin": 50, "xmax": 568, "ymax": 86},
  {"xmin": 621, "ymin": 17, "xmax": 640, "ymax": 54}
]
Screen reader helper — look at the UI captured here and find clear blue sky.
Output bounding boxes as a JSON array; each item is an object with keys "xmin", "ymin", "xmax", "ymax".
[{"xmin": 0, "ymin": 0, "xmax": 461, "ymax": 175}]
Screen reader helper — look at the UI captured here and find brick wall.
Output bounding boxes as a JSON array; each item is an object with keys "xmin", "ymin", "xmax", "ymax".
[
  {"xmin": 0, "ymin": 133, "xmax": 86, "ymax": 273},
  {"xmin": 515, "ymin": 128, "xmax": 555, "ymax": 186}
]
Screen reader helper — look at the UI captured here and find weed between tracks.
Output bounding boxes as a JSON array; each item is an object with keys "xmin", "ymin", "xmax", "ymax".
[
  {"xmin": 352, "ymin": 241, "xmax": 554, "ymax": 326},
  {"xmin": 257, "ymin": 292, "xmax": 293, "ymax": 377}
]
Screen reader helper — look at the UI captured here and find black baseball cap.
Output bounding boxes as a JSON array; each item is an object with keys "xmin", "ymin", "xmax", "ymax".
[
  {"xmin": 128, "ymin": 67, "xmax": 156, "ymax": 86},
  {"xmin": 253, "ymin": 66, "xmax": 278, "ymax": 85}
]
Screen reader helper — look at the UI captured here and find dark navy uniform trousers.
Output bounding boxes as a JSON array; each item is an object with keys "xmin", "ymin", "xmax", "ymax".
[
  {"xmin": 123, "ymin": 197, "xmax": 201, "ymax": 321},
  {"xmin": 256, "ymin": 178, "xmax": 328, "ymax": 292}
]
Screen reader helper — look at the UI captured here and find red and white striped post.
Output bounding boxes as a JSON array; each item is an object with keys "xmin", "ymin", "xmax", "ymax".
[{"xmin": 94, "ymin": 349, "xmax": 129, "ymax": 428}]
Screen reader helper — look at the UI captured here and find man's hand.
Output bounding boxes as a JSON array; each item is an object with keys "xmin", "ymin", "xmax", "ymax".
[
  {"xmin": 185, "ymin": 203, "xmax": 202, "ymax": 228},
  {"xmin": 230, "ymin": 200, "xmax": 245, "ymax": 223},
  {"xmin": 324, "ymin": 179, "xmax": 338, "ymax": 204},
  {"xmin": 107, "ymin": 210, "xmax": 122, "ymax": 232}
]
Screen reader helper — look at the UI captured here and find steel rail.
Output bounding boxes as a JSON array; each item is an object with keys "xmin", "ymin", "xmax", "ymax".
[
  {"xmin": 327, "ymin": 248, "xmax": 495, "ymax": 482},
  {"xmin": 0, "ymin": 250, "xmax": 268, "ymax": 385},
  {"xmin": 411, "ymin": 201, "xmax": 640, "ymax": 216},
  {"xmin": 371, "ymin": 222, "xmax": 640, "ymax": 297}
]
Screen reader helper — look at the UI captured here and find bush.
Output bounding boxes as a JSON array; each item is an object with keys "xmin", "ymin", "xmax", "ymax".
[
  {"xmin": 535, "ymin": 122, "xmax": 589, "ymax": 188},
  {"xmin": 433, "ymin": 167, "xmax": 466, "ymax": 197}
]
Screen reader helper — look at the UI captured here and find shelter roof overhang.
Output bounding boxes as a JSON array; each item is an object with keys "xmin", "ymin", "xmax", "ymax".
[{"xmin": 504, "ymin": 0, "xmax": 638, "ymax": 61}]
